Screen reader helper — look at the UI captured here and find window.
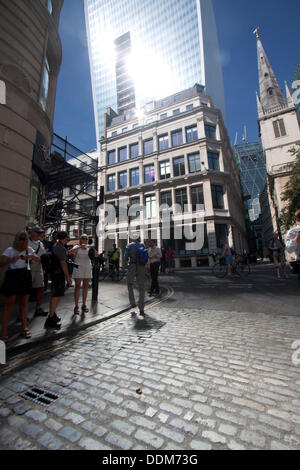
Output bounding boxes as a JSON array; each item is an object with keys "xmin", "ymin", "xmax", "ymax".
[
  {"xmin": 83, "ymin": 221, "xmax": 93, "ymax": 236},
  {"xmin": 173, "ymin": 108, "xmax": 180, "ymax": 115},
  {"xmin": 188, "ymin": 152, "xmax": 201, "ymax": 173},
  {"xmin": 159, "ymin": 160, "xmax": 171, "ymax": 179},
  {"xmin": 186, "ymin": 125, "xmax": 198, "ymax": 142},
  {"xmin": 145, "ymin": 194, "xmax": 156, "ymax": 218},
  {"xmin": 173, "ymin": 157, "xmax": 185, "ymax": 177},
  {"xmin": 144, "ymin": 164, "xmax": 155, "ymax": 183},
  {"xmin": 205, "ymin": 124, "xmax": 216, "ymax": 140},
  {"xmin": 215, "ymin": 224, "xmax": 228, "ymax": 248},
  {"xmin": 143, "ymin": 138, "xmax": 153, "ymax": 155},
  {"xmin": 273, "ymin": 119, "xmax": 286, "ymax": 138},
  {"xmin": 174, "ymin": 93, "xmax": 181, "ymax": 102},
  {"xmin": 107, "ymin": 174, "xmax": 116, "ymax": 191},
  {"xmin": 191, "ymin": 185, "xmax": 204, "ymax": 211},
  {"xmin": 118, "ymin": 171, "xmax": 127, "ymax": 189},
  {"xmin": 211, "ymin": 184, "xmax": 224, "ymax": 209},
  {"xmin": 208, "ymin": 152, "xmax": 220, "ymax": 170},
  {"xmin": 108, "ymin": 150, "xmax": 116, "ymax": 165},
  {"xmin": 80, "ymin": 198, "xmax": 96, "ymax": 213},
  {"xmin": 130, "ymin": 168, "xmax": 139, "ymax": 186},
  {"xmin": 118, "ymin": 146, "xmax": 127, "ymax": 162},
  {"xmin": 160, "ymin": 113, "xmax": 168, "ymax": 120},
  {"xmin": 122, "ymin": 127, "xmax": 128, "ymax": 133},
  {"xmin": 40, "ymin": 57, "xmax": 50, "ymax": 111},
  {"xmin": 186, "ymin": 104, "xmax": 193, "ymax": 111},
  {"xmin": 175, "ymin": 188, "xmax": 188, "ymax": 211},
  {"xmin": 129, "ymin": 142, "xmax": 139, "ymax": 159},
  {"xmin": 112, "ymin": 131, "xmax": 117, "ymax": 136},
  {"xmin": 128, "ymin": 197, "xmax": 140, "ymax": 221},
  {"xmin": 158, "ymin": 134, "xmax": 169, "ymax": 151},
  {"xmin": 171, "ymin": 129, "xmax": 183, "ymax": 147},
  {"xmin": 160, "ymin": 191, "xmax": 172, "ymax": 212}
]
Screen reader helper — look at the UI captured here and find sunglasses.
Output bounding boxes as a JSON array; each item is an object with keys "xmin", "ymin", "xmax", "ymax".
[{"xmin": 81, "ymin": 237, "xmax": 88, "ymax": 240}]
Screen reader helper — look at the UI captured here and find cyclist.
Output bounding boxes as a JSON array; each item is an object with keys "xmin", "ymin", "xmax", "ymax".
[
  {"xmin": 220, "ymin": 238, "xmax": 233, "ymax": 277},
  {"xmin": 111, "ymin": 244, "xmax": 120, "ymax": 273}
]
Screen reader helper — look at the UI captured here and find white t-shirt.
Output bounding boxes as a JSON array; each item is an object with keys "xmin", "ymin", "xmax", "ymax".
[
  {"xmin": 286, "ymin": 225, "xmax": 300, "ymax": 261},
  {"xmin": 2, "ymin": 247, "xmax": 34, "ymax": 270},
  {"xmin": 28, "ymin": 239, "xmax": 46, "ymax": 271},
  {"xmin": 73, "ymin": 245, "xmax": 92, "ymax": 266}
]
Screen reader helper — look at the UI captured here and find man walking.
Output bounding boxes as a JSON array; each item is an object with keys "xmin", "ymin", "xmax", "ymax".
[
  {"xmin": 28, "ymin": 226, "xmax": 48, "ymax": 316},
  {"xmin": 286, "ymin": 209, "xmax": 300, "ymax": 287},
  {"xmin": 44, "ymin": 231, "xmax": 72, "ymax": 329},
  {"xmin": 124, "ymin": 236, "xmax": 147, "ymax": 316},
  {"xmin": 269, "ymin": 232, "xmax": 287, "ymax": 279},
  {"xmin": 149, "ymin": 240, "xmax": 162, "ymax": 296}
]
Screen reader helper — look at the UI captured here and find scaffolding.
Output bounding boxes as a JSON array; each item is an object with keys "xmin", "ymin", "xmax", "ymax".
[{"xmin": 42, "ymin": 134, "xmax": 98, "ymax": 236}]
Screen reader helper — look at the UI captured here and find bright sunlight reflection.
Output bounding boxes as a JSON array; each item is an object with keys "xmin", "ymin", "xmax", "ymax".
[{"xmin": 126, "ymin": 45, "xmax": 178, "ymax": 103}]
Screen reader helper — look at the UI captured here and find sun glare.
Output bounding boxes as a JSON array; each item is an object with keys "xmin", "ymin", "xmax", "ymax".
[{"xmin": 126, "ymin": 46, "xmax": 177, "ymax": 103}]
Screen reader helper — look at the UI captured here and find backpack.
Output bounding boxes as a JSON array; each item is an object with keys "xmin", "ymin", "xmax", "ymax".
[
  {"xmin": 40, "ymin": 252, "xmax": 60, "ymax": 274},
  {"xmin": 137, "ymin": 244, "xmax": 149, "ymax": 266}
]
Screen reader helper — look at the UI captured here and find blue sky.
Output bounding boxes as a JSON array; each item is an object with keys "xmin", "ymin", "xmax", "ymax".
[{"xmin": 53, "ymin": 0, "xmax": 300, "ymax": 153}]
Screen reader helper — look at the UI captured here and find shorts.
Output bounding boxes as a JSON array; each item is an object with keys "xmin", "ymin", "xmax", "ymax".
[
  {"xmin": 274, "ymin": 255, "xmax": 285, "ymax": 267},
  {"xmin": 51, "ymin": 273, "xmax": 66, "ymax": 298},
  {"xmin": 225, "ymin": 254, "xmax": 233, "ymax": 265},
  {"xmin": 31, "ymin": 268, "xmax": 44, "ymax": 288}
]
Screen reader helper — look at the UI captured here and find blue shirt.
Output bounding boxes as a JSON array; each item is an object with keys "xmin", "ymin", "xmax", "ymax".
[{"xmin": 124, "ymin": 241, "xmax": 145, "ymax": 265}]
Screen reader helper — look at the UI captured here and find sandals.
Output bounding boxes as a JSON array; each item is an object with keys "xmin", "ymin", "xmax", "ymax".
[
  {"xmin": 82, "ymin": 305, "xmax": 89, "ymax": 313},
  {"xmin": 74, "ymin": 306, "xmax": 80, "ymax": 315},
  {"xmin": 21, "ymin": 328, "xmax": 31, "ymax": 339}
]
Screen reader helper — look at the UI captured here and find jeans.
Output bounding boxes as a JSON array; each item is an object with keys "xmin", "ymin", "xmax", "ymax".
[
  {"xmin": 127, "ymin": 264, "xmax": 146, "ymax": 311},
  {"xmin": 150, "ymin": 262, "xmax": 160, "ymax": 293}
]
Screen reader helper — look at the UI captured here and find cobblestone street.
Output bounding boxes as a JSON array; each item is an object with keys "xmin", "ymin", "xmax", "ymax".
[{"xmin": 1, "ymin": 273, "xmax": 300, "ymax": 450}]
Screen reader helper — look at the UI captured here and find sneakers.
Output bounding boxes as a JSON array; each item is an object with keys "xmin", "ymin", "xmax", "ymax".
[
  {"xmin": 35, "ymin": 307, "xmax": 48, "ymax": 317},
  {"xmin": 44, "ymin": 314, "xmax": 61, "ymax": 329}
]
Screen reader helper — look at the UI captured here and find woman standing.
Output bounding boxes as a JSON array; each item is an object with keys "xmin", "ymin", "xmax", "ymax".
[
  {"xmin": 0, "ymin": 231, "xmax": 39, "ymax": 341},
  {"xmin": 69, "ymin": 234, "xmax": 98, "ymax": 314}
]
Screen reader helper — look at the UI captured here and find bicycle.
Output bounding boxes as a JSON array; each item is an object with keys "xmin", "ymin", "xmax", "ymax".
[
  {"xmin": 98, "ymin": 263, "xmax": 127, "ymax": 282},
  {"xmin": 212, "ymin": 254, "xmax": 250, "ymax": 278}
]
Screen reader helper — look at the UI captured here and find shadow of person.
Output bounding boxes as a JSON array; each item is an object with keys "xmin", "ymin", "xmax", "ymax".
[{"xmin": 131, "ymin": 312, "xmax": 165, "ymax": 331}]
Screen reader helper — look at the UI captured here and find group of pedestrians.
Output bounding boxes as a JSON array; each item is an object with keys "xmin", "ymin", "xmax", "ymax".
[{"xmin": 0, "ymin": 227, "xmax": 98, "ymax": 341}]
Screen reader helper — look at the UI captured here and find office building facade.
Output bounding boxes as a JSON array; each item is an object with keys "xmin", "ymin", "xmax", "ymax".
[
  {"xmin": 84, "ymin": 0, "xmax": 225, "ymax": 145},
  {"xmin": 234, "ymin": 141, "xmax": 267, "ymax": 222},
  {"xmin": 0, "ymin": 0, "xmax": 63, "ymax": 253},
  {"xmin": 99, "ymin": 85, "xmax": 246, "ymax": 267}
]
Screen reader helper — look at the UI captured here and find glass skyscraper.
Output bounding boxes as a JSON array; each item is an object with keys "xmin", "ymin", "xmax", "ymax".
[
  {"xmin": 234, "ymin": 141, "xmax": 267, "ymax": 222},
  {"xmin": 84, "ymin": 0, "xmax": 225, "ymax": 144}
]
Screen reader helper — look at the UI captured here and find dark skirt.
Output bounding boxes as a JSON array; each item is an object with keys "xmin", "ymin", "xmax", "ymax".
[{"xmin": 0, "ymin": 268, "xmax": 32, "ymax": 297}]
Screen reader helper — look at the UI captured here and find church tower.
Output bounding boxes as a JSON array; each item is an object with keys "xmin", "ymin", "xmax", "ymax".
[{"xmin": 254, "ymin": 28, "xmax": 300, "ymax": 235}]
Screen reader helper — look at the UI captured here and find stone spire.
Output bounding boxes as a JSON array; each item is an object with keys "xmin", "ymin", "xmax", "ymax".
[{"xmin": 255, "ymin": 28, "xmax": 287, "ymax": 115}]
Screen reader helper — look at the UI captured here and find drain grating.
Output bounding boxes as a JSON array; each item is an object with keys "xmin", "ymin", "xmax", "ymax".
[{"xmin": 21, "ymin": 387, "xmax": 59, "ymax": 407}]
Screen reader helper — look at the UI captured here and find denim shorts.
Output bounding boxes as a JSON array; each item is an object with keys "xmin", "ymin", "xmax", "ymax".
[{"xmin": 225, "ymin": 254, "xmax": 233, "ymax": 265}]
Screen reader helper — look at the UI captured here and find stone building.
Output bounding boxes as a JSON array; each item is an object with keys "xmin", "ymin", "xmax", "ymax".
[
  {"xmin": 255, "ymin": 30, "xmax": 300, "ymax": 236},
  {"xmin": 99, "ymin": 84, "xmax": 247, "ymax": 267},
  {"xmin": 0, "ymin": 0, "xmax": 63, "ymax": 252}
]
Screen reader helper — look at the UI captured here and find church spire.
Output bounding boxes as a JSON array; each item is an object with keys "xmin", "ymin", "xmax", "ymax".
[{"xmin": 254, "ymin": 28, "xmax": 287, "ymax": 114}]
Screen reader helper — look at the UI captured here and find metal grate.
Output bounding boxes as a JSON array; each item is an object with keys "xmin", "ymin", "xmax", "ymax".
[{"xmin": 21, "ymin": 387, "xmax": 59, "ymax": 407}]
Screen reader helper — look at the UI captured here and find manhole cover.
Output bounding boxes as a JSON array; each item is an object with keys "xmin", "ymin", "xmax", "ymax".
[{"xmin": 21, "ymin": 387, "xmax": 59, "ymax": 407}]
